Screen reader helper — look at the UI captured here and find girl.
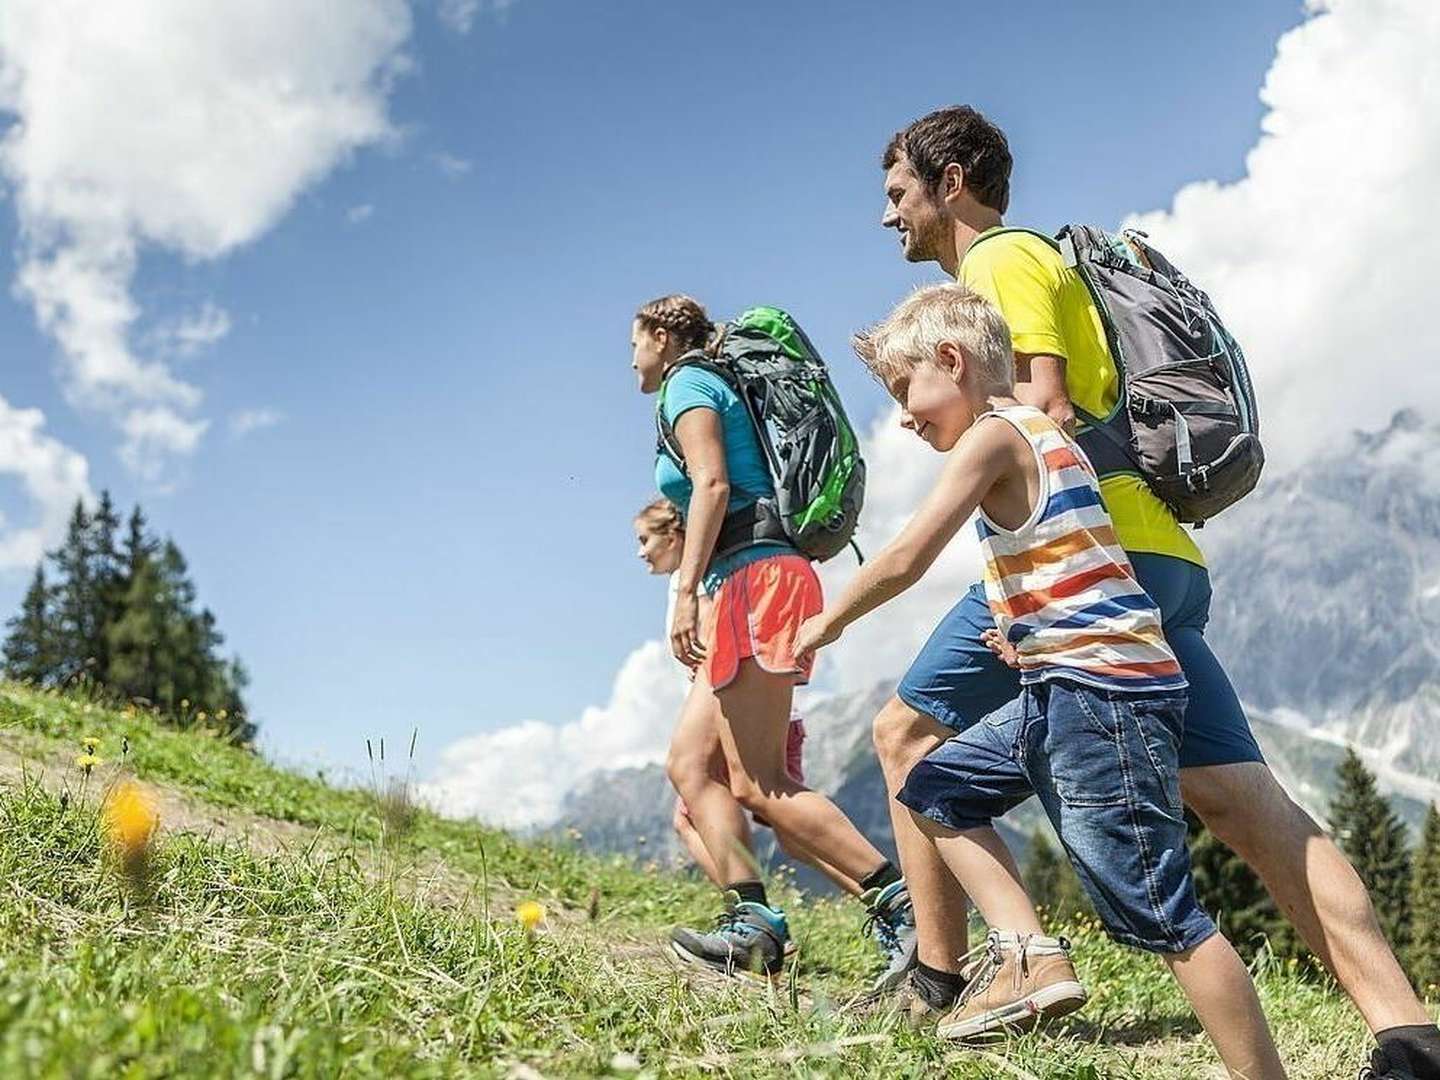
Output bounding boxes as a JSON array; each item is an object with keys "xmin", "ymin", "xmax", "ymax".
[{"xmin": 631, "ymin": 295, "xmax": 914, "ymax": 985}]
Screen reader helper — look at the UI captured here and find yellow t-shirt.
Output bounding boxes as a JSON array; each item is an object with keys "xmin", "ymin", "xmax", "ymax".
[{"xmin": 959, "ymin": 227, "xmax": 1205, "ymax": 567}]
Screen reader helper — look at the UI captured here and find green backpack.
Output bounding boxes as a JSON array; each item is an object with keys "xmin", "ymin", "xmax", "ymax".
[{"xmin": 656, "ymin": 306, "xmax": 865, "ymax": 563}]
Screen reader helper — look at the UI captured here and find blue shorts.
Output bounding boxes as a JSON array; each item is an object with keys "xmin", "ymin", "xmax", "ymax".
[
  {"xmin": 898, "ymin": 680, "xmax": 1218, "ymax": 954},
  {"xmin": 895, "ymin": 552, "xmax": 1263, "ymax": 769}
]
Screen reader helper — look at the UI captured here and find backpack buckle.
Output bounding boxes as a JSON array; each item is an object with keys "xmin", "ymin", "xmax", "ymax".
[{"xmin": 1129, "ymin": 396, "xmax": 1158, "ymax": 421}]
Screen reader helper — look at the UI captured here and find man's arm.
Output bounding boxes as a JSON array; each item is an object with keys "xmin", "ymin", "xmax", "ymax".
[
  {"xmin": 1015, "ymin": 352, "xmax": 1074, "ymax": 434},
  {"xmin": 796, "ymin": 421, "xmax": 1016, "ymax": 653}
]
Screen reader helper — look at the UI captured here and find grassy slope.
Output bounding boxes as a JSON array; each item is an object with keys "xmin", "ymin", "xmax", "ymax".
[{"xmin": 0, "ymin": 683, "xmax": 1405, "ymax": 1079}]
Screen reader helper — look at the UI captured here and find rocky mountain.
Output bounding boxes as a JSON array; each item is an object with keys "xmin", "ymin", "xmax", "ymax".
[{"xmin": 554, "ymin": 412, "xmax": 1440, "ymax": 887}]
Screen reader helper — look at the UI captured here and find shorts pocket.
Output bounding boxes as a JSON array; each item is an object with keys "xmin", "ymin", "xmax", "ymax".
[
  {"xmin": 1126, "ymin": 695, "xmax": 1187, "ymax": 812},
  {"xmin": 1041, "ymin": 686, "xmax": 1130, "ymax": 807},
  {"xmin": 1052, "ymin": 775, "xmax": 1129, "ymax": 808}
]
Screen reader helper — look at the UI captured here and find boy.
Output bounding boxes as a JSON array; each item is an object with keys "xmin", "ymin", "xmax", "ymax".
[{"xmin": 794, "ymin": 283, "xmax": 1286, "ymax": 1079}]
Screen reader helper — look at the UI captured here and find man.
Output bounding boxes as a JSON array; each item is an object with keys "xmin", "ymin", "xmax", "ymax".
[{"xmin": 871, "ymin": 104, "xmax": 1439, "ymax": 1079}]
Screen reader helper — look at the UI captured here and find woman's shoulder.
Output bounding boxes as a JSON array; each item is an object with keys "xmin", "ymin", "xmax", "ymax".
[{"xmin": 662, "ymin": 362, "xmax": 740, "ymax": 418}]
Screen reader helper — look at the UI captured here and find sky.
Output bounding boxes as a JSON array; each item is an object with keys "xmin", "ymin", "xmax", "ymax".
[{"xmin": 3, "ymin": 0, "xmax": 1437, "ymax": 822}]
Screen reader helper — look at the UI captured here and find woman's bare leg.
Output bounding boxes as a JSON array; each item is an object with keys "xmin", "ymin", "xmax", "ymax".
[
  {"xmin": 666, "ymin": 674, "xmax": 758, "ymax": 885},
  {"xmin": 714, "ymin": 659, "xmax": 890, "ymax": 883}
]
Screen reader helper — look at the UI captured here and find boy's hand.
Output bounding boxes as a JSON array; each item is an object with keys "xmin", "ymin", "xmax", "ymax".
[
  {"xmin": 794, "ymin": 613, "xmax": 841, "ymax": 662},
  {"xmin": 981, "ymin": 627, "xmax": 1020, "ymax": 669}
]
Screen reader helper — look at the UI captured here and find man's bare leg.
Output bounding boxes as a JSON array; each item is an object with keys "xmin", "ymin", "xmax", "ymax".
[
  {"xmin": 1183, "ymin": 762, "xmax": 1432, "ymax": 1034},
  {"xmin": 872, "ymin": 696, "xmax": 979, "ymax": 972}
]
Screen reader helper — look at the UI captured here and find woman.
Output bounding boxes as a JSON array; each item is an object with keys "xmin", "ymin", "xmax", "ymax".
[
  {"xmin": 633, "ymin": 497, "xmax": 852, "ymax": 898},
  {"xmin": 631, "ymin": 294, "xmax": 914, "ymax": 985}
]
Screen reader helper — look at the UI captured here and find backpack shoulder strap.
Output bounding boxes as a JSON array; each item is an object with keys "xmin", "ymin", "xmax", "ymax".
[
  {"xmin": 654, "ymin": 351, "xmax": 737, "ymax": 471},
  {"xmin": 966, "ymin": 225, "xmax": 1064, "ymax": 257}
]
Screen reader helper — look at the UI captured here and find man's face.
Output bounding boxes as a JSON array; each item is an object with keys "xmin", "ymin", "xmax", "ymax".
[
  {"xmin": 882, "ymin": 157, "xmax": 949, "ymax": 265},
  {"xmin": 887, "ymin": 354, "xmax": 971, "ymax": 453}
]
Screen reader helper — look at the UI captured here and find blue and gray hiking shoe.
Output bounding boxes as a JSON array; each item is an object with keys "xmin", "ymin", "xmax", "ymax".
[
  {"xmin": 862, "ymin": 880, "xmax": 918, "ymax": 992},
  {"xmin": 669, "ymin": 892, "xmax": 790, "ymax": 980}
]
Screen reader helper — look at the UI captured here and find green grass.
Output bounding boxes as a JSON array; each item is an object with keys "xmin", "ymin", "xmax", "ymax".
[{"xmin": 0, "ymin": 682, "xmax": 1404, "ymax": 1078}]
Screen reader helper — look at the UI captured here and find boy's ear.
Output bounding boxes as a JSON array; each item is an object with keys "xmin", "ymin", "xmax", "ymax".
[{"xmin": 935, "ymin": 340, "xmax": 966, "ymax": 383}]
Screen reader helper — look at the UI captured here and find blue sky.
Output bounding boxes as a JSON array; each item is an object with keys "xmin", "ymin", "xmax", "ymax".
[{"xmin": 0, "ymin": 0, "xmax": 1309, "ymax": 782}]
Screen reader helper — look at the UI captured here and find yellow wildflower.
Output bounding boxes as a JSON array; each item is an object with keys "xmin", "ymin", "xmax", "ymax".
[
  {"xmin": 75, "ymin": 753, "xmax": 101, "ymax": 773},
  {"xmin": 516, "ymin": 901, "xmax": 545, "ymax": 931},
  {"xmin": 81, "ymin": 736, "xmax": 101, "ymax": 752},
  {"xmin": 103, "ymin": 780, "xmax": 160, "ymax": 858}
]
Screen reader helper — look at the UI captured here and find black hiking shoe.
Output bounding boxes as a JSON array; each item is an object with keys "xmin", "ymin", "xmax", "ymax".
[
  {"xmin": 1362, "ymin": 1047, "xmax": 1421, "ymax": 1080},
  {"xmin": 669, "ymin": 892, "xmax": 790, "ymax": 981}
]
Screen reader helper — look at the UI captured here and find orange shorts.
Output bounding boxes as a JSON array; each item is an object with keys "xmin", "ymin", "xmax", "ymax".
[{"xmin": 701, "ymin": 553, "xmax": 822, "ymax": 691}]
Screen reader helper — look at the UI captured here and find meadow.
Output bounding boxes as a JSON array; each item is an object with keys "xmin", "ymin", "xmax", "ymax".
[{"xmin": 0, "ymin": 682, "xmax": 1403, "ymax": 1078}]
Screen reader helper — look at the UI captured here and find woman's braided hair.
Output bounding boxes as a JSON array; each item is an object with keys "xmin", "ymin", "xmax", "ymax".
[
  {"xmin": 634, "ymin": 497, "xmax": 683, "ymax": 539},
  {"xmin": 634, "ymin": 294, "xmax": 716, "ymax": 356}
]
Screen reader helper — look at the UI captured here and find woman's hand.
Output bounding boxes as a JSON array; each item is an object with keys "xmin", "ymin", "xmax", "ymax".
[
  {"xmin": 670, "ymin": 590, "xmax": 706, "ymax": 668},
  {"xmin": 794, "ymin": 612, "xmax": 841, "ymax": 663},
  {"xmin": 981, "ymin": 627, "xmax": 1020, "ymax": 669}
]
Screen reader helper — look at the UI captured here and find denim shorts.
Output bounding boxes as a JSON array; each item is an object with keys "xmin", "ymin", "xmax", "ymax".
[
  {"xmin": 895, "ymin": 552, "xmax": 1263, "ymax": 769},
  {"xmin": 898, "ymin": 680, "xmax": 1218, "ymax": 954}
]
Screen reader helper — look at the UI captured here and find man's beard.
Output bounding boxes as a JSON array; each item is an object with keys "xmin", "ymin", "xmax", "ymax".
[{"xmin": 907, "ymin": 214, "xmax": 948, "ymax": 265}]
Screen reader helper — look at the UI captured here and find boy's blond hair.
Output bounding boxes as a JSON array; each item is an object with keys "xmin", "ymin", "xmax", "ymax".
[{"xmin": 853, "ymin": 283, "xmax": 1015, "ymax": 395}]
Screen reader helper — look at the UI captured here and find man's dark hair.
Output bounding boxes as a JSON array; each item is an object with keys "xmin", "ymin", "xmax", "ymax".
[{"xmin": 883, "ymin": 106, "xmax": 1013, "ymax": 214}]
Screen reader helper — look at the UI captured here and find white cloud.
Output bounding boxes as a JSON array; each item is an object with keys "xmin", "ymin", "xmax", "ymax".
[
  {"xmin": 0, "ymin": 0, "xmax": 413, "ymax": 478},
  {"xmin": 150, "ymin": 301, "xmax": 232, "ymax": 359},
  {"xmin": 421, "ymin": 640, "xmax": 689, "ymax": 828},
  {"xmin": 433, "ymin": 152, "xmax": 474, "ymax": 179},
  {"xmin": 436, "ymin": 0, "xmax": 516, "ymax": 35},
  {"xmin": 1126, "ymin": 0, "xmax": 1440, "ymax": 470},
  {"xmin": 437, "ymin": 0, "xmax": 481, "ymax": 35},
  {"xmin": 346, "ymin": 204, "xmax": 376, "ymax": 225},
  {"xmin": 229, "ymin": 408, "xmax": 284, "ymax": 438},
  {"xmin": 0, "ymin": 395, "xmax": 92, "ymax": 571},
  {"xmin": 118, "ymin": 406, "xmax": 209, "ymax": 482}
]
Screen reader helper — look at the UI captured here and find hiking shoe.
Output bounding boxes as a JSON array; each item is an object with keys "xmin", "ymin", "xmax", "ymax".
[
  {"xmin": 669, "ymin": 892, "xmax": 790, "ymax": 981},
  {"xmin": 862, "ymin": 879, "xmax": 918, "ymax": 992},
  {"xmin": 1362, "ymin": 1047, "xmax": 1421, "ymax": 1080},
  {"xmin": 841, "ymin": 964, "xmax": 961, "ymax": 1024},
  {"xmin": 936, "ymin": 930, "xmax": 1088, "ymax": 1041}
]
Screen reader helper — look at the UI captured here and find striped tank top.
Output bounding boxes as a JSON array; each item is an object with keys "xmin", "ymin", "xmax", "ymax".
[{"xmin": 976, "ymin": 405, "xmax": 1186, "ymax": 693}]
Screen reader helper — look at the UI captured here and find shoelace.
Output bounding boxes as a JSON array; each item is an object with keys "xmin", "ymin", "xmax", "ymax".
[
  {"xmin": 952, "ymin": 935, "xmax": 1005, "ymax": 1006},
  {"xmin": 710, "ymin": 905, "xmax": 743, "ymax": 934},
  {"xmin": 861, "ymin": 906, "xmax": 902, "ymax": 957}
]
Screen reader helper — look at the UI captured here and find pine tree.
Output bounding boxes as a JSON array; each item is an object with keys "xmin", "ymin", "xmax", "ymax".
[
  {"xmin": 1407, "ymin": 803, "xmax": 1440, "ymax": 992},
  {"xmin": 105, "ymin": 550, "xmax": 165, "ymax": 706},
  {"xmin": 2, "ymin": 567, "xmax": 56, "ymax": 683},
  {"xmin": 50, "ymin": 500, "xmax": 99, "ymax": 685},
  {"xmin": 1330, "ymin": 748, "xmax": 1413, "ymax": 952},
  {"xmin": 88, "ymin": 491, "xmax": 124, "ymax": 680},
  {"xmin": 1186, "ymin": 809, "xmax": 1297, "ymax": 961},
  {"xmin": 1024, "ymin": 828, "xmax": 1091, "ymax": 924},
  {"xmin": 5, "ymin": 497, "xmax": 254, "ymax": 743}
]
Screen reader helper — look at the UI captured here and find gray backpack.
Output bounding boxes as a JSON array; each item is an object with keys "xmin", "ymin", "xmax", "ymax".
[{"xmin": 976, "ymin": 226, "xmax": 1264, "ymax": 525}]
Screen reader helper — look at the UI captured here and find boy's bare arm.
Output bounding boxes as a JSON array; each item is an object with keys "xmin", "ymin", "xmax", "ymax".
[{"xmin": 795, "ymin": 419, "xmax": 1018, "ymax": 653}]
